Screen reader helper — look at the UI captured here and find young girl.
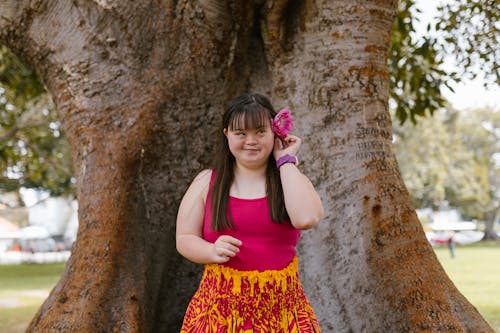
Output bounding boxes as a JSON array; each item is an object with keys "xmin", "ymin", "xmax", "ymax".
[{"xmin": 176, "ymin": 93, "xmax": 324, "ymax": 332}]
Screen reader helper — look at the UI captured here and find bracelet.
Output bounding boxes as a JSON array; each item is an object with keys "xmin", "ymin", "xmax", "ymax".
[{"xmin": 276, "ymin": 154, "xmax": 298, "ymax": 168}]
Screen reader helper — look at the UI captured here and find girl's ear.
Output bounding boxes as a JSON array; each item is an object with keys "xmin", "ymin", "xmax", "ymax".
[{"xmin": 223, "ymin": 128, "xmax": 228, "ymax": 136}]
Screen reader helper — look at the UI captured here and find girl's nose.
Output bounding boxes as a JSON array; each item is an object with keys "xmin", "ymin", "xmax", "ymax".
[{"xmin": 245, "ymin": 135, "xmax": 257, "ymax": 144}]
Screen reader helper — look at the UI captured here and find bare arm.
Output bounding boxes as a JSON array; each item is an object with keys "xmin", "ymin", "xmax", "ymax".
[
  {"xmin": 176, "ymin": 169, "xmax": 241, "ymax": 264},
  {"xmin": 274, "ymin": 136, "xmax": 324, "ymax": 230},
  {"xmin": 279, "ymin": 163, "xmax": 324, "ymax": 229}
]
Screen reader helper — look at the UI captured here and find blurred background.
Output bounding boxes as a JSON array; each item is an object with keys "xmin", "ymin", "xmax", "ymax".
[{"xmin": 0, "ymin": 0, "xmax": 498, "ymax": 332}]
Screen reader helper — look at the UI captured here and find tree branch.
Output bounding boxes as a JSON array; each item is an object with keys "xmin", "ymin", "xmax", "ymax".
[{"xmin": 0, "ymin": 125, "xmax": 19, "ymax": 142}]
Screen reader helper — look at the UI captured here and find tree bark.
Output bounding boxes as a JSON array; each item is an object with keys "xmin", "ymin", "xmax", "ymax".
[
  {"xmin": 0, "ymin": 0, "xmax": 494, "ymax": 332},
  {"xmin": 264, "ymin": 2, "xmax": 492, "ymax": 331},
  {"xmin": 482, "ymin": 205, "xmax": 499, "ymax": 240},
  {"xmin": 1, "ymin": 0, "xmax": 252, "ymax": 331}
]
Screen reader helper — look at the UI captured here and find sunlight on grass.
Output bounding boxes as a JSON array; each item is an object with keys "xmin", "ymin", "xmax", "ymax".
[
  {"xmin": 434, "ymin": 242, "xmax": 500, "ymax": 332},
  {"xmin": 0, "ymin": 263, "xmax": 64, "ymax": 333},
  {"xmin": 0, "ymin": 306, "xmax": 41, "ymax": 333}
]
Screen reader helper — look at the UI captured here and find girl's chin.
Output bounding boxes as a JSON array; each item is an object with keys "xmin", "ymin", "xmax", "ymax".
[{"xmin": 237, "ymin": 156, "xmax": 268, "ymax": 166}]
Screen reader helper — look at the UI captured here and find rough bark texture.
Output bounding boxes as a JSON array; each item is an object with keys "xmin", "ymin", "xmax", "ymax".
[
  {"xmin": 482, "ymin": 208, "xmax": 499, "ymax": 240},
  {"xmin": 0, "ymin": 0, "xmax": 494, "ymax": 332}
]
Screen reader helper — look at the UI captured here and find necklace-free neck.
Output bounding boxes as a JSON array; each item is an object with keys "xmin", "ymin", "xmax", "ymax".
[{"xmin": 231, "ymin": 163, "xmax": 267, "ymax": 199}]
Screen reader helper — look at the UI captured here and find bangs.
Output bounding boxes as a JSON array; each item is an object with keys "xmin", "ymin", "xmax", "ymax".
[{"xmin": 228, "ymin": 106, "xmax": 272, "ymax": 131}]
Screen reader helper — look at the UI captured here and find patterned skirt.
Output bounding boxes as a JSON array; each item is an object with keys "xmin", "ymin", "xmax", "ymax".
[{"xmin": 180, "ymin": 257, "xmax": 321, "ymax": 333}]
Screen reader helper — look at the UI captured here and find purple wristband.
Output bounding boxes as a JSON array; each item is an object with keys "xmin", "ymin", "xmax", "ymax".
[{"xmin": 276, "ymin": 154, "xmax": 298, "ymax": 168}]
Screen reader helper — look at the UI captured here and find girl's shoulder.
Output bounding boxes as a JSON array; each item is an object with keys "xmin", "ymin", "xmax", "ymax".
[
  {"xmin": 193, "ymin": 168, "xmax": 212, "ymax": 182},
  {"xmin": 191, "ymin": 169, "xmax": 213, "ymax": 203}
]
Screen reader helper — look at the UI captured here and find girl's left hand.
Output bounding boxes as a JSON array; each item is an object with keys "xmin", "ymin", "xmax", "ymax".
[{"xmin": 273, "ymin": 134, "xmax": 301, "ymax": 160}]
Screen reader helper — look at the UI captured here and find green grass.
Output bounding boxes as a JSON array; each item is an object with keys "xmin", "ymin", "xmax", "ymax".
[
  {"xmin": 0, "ymin": 306, "xmax": 41, "ymax": 333},
  {"xmin": 0, "ymin": 263, "xmax": 65, "ymax": 333},
  {"xmin": 0, "ymin": 263, "xmax": 65, "ymax": 290},
  {"xmin": 434, "ymin": 242, "xmax": 500, "ymax": 332}
]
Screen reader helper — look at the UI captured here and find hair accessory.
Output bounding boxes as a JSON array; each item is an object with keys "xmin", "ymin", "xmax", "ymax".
[{"xmin": 272, "ymin": 109, "xmax": 293, "ymax": 139}]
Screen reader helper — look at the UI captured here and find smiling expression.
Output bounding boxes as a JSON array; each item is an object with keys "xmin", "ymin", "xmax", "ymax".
[{"xmin": 224, "ymin": 122, "xmax": 275, "ymax": 168}]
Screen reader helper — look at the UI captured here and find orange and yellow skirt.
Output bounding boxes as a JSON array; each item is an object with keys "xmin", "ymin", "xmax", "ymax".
[{"xmin": 180, "ymin": 257, "xmax": 321, "ymax": 333}]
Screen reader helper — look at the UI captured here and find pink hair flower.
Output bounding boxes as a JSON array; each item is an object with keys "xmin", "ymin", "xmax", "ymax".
[{"xmin": 272, "ymin": 109, "xmax": 294, "ymax": 139}]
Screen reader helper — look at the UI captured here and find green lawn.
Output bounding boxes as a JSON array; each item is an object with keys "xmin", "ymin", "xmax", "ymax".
[
  {"xmin": 434, "ymin": 241, "xmax": 500, "ymax": 332},
  {"xmin": 0, "ymin": 263, "xmax": 66, "ymax": 290},
  {"xmin": 0, "ymin": 263, "xmax": 65, "ymax": 333},
  {"xmin": 0, "ymin": 245, "xmax": 498, "ymax": 332}
]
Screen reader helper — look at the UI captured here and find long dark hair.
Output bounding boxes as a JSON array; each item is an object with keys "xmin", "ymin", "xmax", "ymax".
[{"xmin": 211, "ymin": 93, "xmax": 289, "ymax": 231}]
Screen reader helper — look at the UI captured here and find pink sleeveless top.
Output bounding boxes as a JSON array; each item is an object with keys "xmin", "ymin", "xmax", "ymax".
[{"xmin": 203, "ymin": 171, "xmax": 300, "ymax": 271}]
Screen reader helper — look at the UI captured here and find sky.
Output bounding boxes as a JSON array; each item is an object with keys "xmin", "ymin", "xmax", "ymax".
[{"xmin": 413, "ymin": 0, "xmax": 499, "ymax": 111}]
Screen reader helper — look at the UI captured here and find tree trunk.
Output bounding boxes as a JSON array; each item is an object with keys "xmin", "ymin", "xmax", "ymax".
[
  {"xmin": 1, "ymin": 1, "xmax": 251, "ymax": 331},
  {"xmin": 0, "ymin": 0, "xmax": 494, "ymax": 332},
  {"xmin": 482, "ymin": 205, "xmax": 499, "ymax": 240}
]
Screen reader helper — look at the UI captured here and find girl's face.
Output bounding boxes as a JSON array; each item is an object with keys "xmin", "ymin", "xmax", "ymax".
[{"xmin": 224, "ymin": 120, "xmax": 275, "ymax": 168}]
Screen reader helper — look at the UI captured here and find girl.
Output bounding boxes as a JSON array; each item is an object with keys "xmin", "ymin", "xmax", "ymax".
[{"xmin": 176, "ymin": 93, "xmax": 324, "ymax": 332}]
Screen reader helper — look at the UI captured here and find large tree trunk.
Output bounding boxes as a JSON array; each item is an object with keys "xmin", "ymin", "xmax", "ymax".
[
  {"xmin": 1, "ymin": 1, "xmax": 248, "ymax": 331},
  {"xmin": 0, "ymin": 0, "xmax": 494, "ymax": 332}
]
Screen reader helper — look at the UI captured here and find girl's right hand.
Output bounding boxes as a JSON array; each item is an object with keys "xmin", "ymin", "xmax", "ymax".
[{"xmin": 211, "ymin": 235, "xmax": 242, "ymax": 263}]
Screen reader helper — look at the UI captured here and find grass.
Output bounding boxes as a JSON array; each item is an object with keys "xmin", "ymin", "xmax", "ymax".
[
  {"xmin": 0, "ymin": 263, "xmax": 65, "ymax": 290},
  {"xmin": 0, "ymin": 263, "xmax": 65, "ymax": 333},
  {"xmin": 0, "ymin": 306, "xmax": 42, "ymax": 333},
  {"xmin": 434, "ymin": 241, "xmax": 500, "ymax": 332},
  {"xmin": 0, "ymin": 245, "xmax": 499, "ymax": 332}
]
